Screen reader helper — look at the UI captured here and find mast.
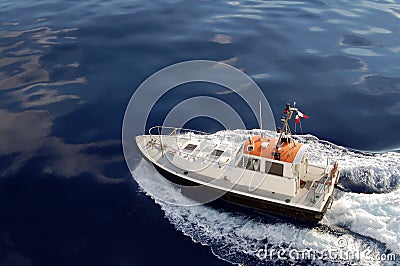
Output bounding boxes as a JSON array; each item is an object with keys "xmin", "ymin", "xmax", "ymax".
[
  {"xmin": 274, "ymin": 103, "xmax": 298, "ymax": 159},
  {"xmin": 259, "ymin": 101, "xmax": 262, "ymax": 131}
]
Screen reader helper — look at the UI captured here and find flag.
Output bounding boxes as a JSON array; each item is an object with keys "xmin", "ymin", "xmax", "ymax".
[
  {"xmin": 297, "ymin": 110, "xmax": 309, "ymax": 119},
  {"xmin": 296, "ymin": 110, "xmax": 309, "ymax": 124}
]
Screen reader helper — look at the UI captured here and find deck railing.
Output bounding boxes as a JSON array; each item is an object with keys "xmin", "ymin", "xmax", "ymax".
[
  {"xmin": 148, "ymin": 126, "xmax": 211, "ymax": 156},
  {"xmin": 311, "ymin": 163, "xmax": 333, "ymax": 203},
  {"xmin": 149, "ymin": 126, "xmax": 211, "ymax": 148},
  {"xmin": 149, "ymin": 126, "xmax": 210, "ymax": 137}
]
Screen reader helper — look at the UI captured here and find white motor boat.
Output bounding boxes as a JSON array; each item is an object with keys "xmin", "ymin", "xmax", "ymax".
[{"xmin": 135, "ymin": 103, "xmax": 339, "ymax": 222}]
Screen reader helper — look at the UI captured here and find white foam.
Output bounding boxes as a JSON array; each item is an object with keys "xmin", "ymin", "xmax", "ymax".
[
  {"xmin": 326, "ymin": 190, "xmax": 400, "ymax": 254},
  {"xmin": 294, "ymin": 134, "xmax": 400, "ymax": 193},
  {"xmin": 131, "ymin": 130, "xmax": 400, "ymax": 265}
]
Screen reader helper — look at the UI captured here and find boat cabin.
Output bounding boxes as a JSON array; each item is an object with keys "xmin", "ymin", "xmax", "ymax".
[{"xmin": 237, "ymin": 135, "xmax": 309, "ymax": 197}]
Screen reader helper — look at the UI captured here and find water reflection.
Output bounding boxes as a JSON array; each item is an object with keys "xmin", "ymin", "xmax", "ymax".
[
  {"xmin": 0, "ymin": 109, "xmax": 50, "ymax": 155},
  {"xmin": 211, "ymin": 33, "xmax": 233, "ymax": 44},
  {"xmin": 343, "ymin": 47, "xmax": 382, "ymax": 57},
  {"xmin": 356, "ymin": 74, "xmax": 400, "ymax": 95},
  {"xmin": 40, "ymin": 137, "xmax": 123, "ymax": 181},
  {"xmin": 0, "ymin": 21, "xmax": 121, "ymax": 181},
  {"xmin": 351, "ymin": 27, "xmax": 391, "ymax": 35},
  {"xmin": 340, "ymin": 34, "xmax": 372, "ymax": 47},
  {"xmin": 386, "ymin": 102, "xmax": 400, "ymax": 115},
  {"xmin": 0, "ymin": 23, "xmax": 81, "ymax": 106},
  {"xmin": 362, "ymin": 1, "xmax": 400, "ymax": 20},
  {"xmin": 10, "ymin": 78, "xmax": 84, "ymax": 108}
]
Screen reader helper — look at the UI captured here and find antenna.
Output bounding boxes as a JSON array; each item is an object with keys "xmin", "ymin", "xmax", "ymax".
[
  {"xmin": 293, "ymin": 101, "xmax": 297, "ymax": 133},
  {"xmin": 259, "ymin": 101, "xmax": 262, "ymax": 130}
]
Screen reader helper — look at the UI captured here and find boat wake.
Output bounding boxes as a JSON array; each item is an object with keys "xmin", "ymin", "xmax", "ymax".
[
  {"xmin": 131, "ymin": 130, "xmax": 400, "ymax": 265},
  {"xmin": 295, "ymin": 134, "xmax": 400, "ymax": 194}
]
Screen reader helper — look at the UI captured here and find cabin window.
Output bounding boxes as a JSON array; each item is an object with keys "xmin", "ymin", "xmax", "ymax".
[
  {"xmin": 211, "ymin": 149, "xmax": 224, "ymax": 157},
  {"xmin": 184, "ymin": 143, "xmax": 197, "ymax": 151},
  {"xmin": 265, "ymin": 161, "xmax": 284, "ymax": 176},
  {"xmin": 237, "ymin": 156, "xmax": 260, "ymax": 172},
  {"xmin": 246, "ymin": 158, "xmax": 260, "ymax": 171}
]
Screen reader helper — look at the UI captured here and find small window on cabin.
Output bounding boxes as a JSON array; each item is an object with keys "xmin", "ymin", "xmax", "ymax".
[
  {"xmin": 246, "ymin": 158, "xmax": 260, "ymax": 171},
  {"xmin": 184, "ymin": 143, "xmax": 197, "ymax": 151},
  {"xmin": 211, "ymin": 149, "xmax": 224, "ymax": 157},
  {"xmin": 265, "ymin": 161, "xmax": 284, "ymax": 176}
]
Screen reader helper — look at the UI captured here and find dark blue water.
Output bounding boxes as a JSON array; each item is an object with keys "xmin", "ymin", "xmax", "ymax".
[{"xmin": 1, "ymin": 0, "xmax": 400, "ymax": 265}]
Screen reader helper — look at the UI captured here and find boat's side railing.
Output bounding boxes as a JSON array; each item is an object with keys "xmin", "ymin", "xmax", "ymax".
[
  {"xmin": 311, "ymin": 160, "xmax": 334, "ymax": 203},
  {"xmin": 148, "ymin": 126, "xmax": 211, "ymax": 155},
  {"xmin": 149, "ymin": 126, "xmax": 210, "ymax": 141}
]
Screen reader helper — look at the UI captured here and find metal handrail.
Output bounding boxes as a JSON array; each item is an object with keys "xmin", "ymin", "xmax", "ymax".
[
  {"xmin": 148, "ymin": 126, "xmax": 213, "ymax": 156},
  {"xmin": 311, "ymin": 163, "xmax": 333, "ymax": 203},
  {"xmin": 148, "ymin": 126, "xmax": 211, "ymax": 137}
]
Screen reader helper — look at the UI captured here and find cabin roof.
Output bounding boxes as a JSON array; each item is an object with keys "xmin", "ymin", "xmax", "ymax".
[{"xmin": 243, "ymin": 135, "xmax": 306, "ymax": 163}]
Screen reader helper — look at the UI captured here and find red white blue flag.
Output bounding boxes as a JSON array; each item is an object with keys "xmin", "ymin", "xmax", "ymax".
[{"xmin": 295, "ymin": 110, "xmax": 309, "ymax": 124}]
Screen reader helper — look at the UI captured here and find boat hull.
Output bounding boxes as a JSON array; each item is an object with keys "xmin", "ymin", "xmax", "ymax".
[{"xmin": 152, "ymin": 163, "xmax": 330, "ymax": 223}]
